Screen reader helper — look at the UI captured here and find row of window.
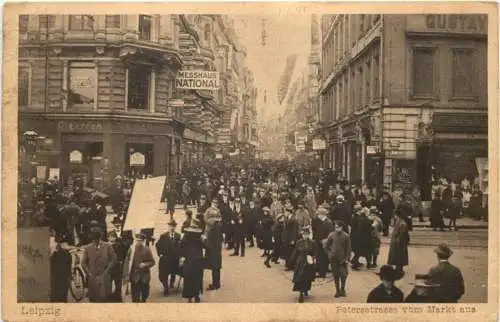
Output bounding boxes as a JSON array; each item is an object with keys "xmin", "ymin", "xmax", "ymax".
[
  {"xmin": 320, "ymin": 44, "xmax": 483, "ymax": 123},
  {"xmin": 412, "ymin": 46, "xmax": 480, "ymax": 99},
  {"xmin": 19, "ymin": 15, "xmax": 152, "ymax": 39},
  {"xmin": 321, "ymin": 49, "xmax": 380, "ymax": 123},
  {"xmin": 18, "ymin": 61, "xmax": 166, "ymax": 111},
  {"xmin": 322, "ymin": 14, "xmax": 381, "ymax": 79}
]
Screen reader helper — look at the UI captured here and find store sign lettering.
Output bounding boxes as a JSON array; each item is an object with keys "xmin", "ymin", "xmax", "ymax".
[
  {"xmin": 58, "ymin": 121, "xmax": 103, "ymax": 132},
  {"xmin": 425, "ymin": 15, "xmax": 487, "ymax": 33}
]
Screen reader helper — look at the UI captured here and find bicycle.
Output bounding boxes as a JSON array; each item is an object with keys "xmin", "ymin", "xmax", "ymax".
[{"xmin": 69, "ymin": 248, "xmax": 87, "ymax": 302}]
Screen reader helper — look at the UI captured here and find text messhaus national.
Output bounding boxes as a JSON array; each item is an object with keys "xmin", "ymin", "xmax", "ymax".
[{"xmin": 177, "ymin": 71, "xmax": 218, "ymax": 79}]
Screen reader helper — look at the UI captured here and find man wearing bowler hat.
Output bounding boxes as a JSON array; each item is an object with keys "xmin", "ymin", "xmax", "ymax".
[
  {"xmin": 367, "ymin": 265, "xmax": 404, "ymax": 303},
  {"xmin": 155, "ymin": 220, "xmax": 181, "ymax": 296},
  {"xmin": 424, "ymin": 243, "xmax": 465, "ymax": 302}
]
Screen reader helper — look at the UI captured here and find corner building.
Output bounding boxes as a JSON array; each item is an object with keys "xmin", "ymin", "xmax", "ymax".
[
  {"xmin": 18, "ymin": 14, "xmax": 230, "ymax": 189},
  {"xmin": 318, "ymin": 14, "xmax": 488, "ymax": 195}
]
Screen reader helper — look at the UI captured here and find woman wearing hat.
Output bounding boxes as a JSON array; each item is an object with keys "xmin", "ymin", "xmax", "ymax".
[
  {"xmin": 180, "ymin": 218, "xmax": 208, "ymax": 303},
  {"xmin": 367, "ymin": 265, "xmax": 404, "ymax": 303},
  {"xmin": 290, "ymin": 226, "xmax": 317, "ymax": 303},
  {"xmin": 259, "ymin": 207, "xmax": 275, "ymax": 264}
]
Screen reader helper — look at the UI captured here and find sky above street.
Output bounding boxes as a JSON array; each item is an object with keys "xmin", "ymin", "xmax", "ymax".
[{"xmin": 233, "ymin": 14, "xmax": 311, "ymax": 122}]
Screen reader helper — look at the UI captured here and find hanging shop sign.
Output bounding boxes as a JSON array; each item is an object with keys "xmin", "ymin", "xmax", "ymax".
[
  {"xmin": 312, "ymin": 138, "xmax": 326, "ymax": 151},
  {"xmin": 366, "ymin": 145, "xmax": 379, "ymax": 155},
  {"xmin": 176, "ymin": 70, "xmax": 220, "ymax": 90}
]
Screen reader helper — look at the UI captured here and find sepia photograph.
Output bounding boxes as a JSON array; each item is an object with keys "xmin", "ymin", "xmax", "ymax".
[{"xmin": 3, "ymin": 3, "xmax": 499, "ymax": 321}]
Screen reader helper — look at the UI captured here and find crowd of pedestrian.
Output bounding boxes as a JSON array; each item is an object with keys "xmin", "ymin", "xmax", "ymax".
[{"xmin": 34, "ymin": 160, "xmax": 470, "ymax": 304}]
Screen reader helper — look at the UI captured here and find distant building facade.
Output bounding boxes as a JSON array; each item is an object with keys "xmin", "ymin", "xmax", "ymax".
[{"xmin": 317, "ymin": 14, "xmax": 487, "ymax": 195}]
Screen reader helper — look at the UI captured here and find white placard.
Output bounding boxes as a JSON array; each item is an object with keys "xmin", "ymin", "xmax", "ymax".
[
  {"xmin": 36, "ymin": 166, "xmax": 47, "ymax": 181},
  {"xmin": 176, "ymin": 70, "xmax": 219, "ymax": 90},
  {"xmin": 69, "ymin": 150, "xmax": 83, "ymax": 164},
  {"xmin": 215, "ymin": 153, "xmax": 223, "ymax": 159},
  {"xmin": 312, "ymin": 139, "xmax": 326, "ymax": 150},
  {"xmin": 123, "ymin": 176, "xmax": 167, "ymax": 231},
  {"xmin": 18, "ymin": 227, "xmax": 51, "ymax": 302},
  {"xmin": 366, "ymin": 145, "xmax": 378, "ymax": 155},
  {"xmin": 130, "ymin": 152, "xmax": 145, "ymax": 166}
]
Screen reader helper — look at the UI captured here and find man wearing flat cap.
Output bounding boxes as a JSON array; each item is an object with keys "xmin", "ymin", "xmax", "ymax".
[
  {"xmin": 424, "ymin": 243, "xmax": 465, "ymax": 302},
  {"xmin": 123, "ymin": 233, "xmax": 156, "ymax": 302},
  {"xmin": 312, "ymin": 207, "xmax": 333, "ymax": 278}
]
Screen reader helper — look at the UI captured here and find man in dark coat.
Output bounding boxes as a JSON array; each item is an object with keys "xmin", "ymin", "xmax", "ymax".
[
  {"xmin": 351, "ymin": 207, "xmax": 373, "ymax": 270},
  {"xmin": 424, "ymin": 243, "xmax": 465, "ymax": 302},
  {"xmin": 367, "ymin": 265, "xmax": 404, "ymax": 303},
  {"xmin": 245, "ymin": 199, "xmax": 260, "ymax": 248},
  {"xmin": 282, "ymin": 205, "xmax": 300, "ymax": 271},
  {"xmin": 230, "ymin": 197, "xmax": 246, "ymax": 257},
  {"xmin": 219, "ymin": 192, "xmax": 234, "ymax": 249},
  {"xmin": 378, "ymin": 192, "xmax": 395, "ymax": 236},
  {"xmin": 311, "ymin": 207, "xmax": 333, "ymax": 278},
  {"xmin": 108, "ymin": 230, "xmax": 128, "ymax": 302},
  {"xmin": 155, "ymin": 220, "xmax": 181, "ymax": 296},
  {"xmin": 330, "ymin": 195, "xmax": 351, "ymax": 233},
  {"xmin": 204, "ymin": 208, "xmax": 223, "ymax": 291},
  {"xmin": 164, "ymin": 184, "xmax": 178, "ymax": 222},
  {"xmin": 387, "ymin": 209, "xmax": 410, "ymax": 278},
  {"xmin": 50, "ymin": 237, "xmax": 72, "ymax": 302}
]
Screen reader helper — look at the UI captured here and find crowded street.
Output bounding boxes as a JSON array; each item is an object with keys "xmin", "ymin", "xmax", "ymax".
[
  {"xmin": 57, "ymin": 202, "xmax": 487, "ymax": 304},
  {"xmin": 17, "ymin": 13, "xmax": 490, "ymax": 306}
]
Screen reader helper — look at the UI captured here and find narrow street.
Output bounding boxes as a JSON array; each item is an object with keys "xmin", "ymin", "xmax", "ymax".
[{"xmin": 143, "ymin": 206, "xmax": 488, "ymax": 303}]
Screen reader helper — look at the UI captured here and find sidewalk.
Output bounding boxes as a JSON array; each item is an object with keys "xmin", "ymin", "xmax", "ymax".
[{"xmin": 412, "ymin": 216, "xmax": 488, "ymax": 229}]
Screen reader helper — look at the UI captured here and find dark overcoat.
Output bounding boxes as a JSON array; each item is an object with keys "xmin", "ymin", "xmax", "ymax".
[
  {"xmin": 291, "ymin": 238, "xmax": 317, "ymax": 292},
  {"xmin": 155, "ymin": 232, "xmax": 182, "ymax": 283},
  {"xmin": 259, "ymin": 215, "xmax": 275, "ymax": 250},
  {"xmin": 205, "ymin": 223, "xmax": 223, "ymax": 270},
  {"xmin": 366, "ymin": 284, "xmax": 404, "ymax": 303},
  {"xmin": 387, "ymin": 217, "xmax": 409, "ymax": 266},
  {"xmin": 180, "ymin": 231, "xmax": 207, "ymax": 299}
]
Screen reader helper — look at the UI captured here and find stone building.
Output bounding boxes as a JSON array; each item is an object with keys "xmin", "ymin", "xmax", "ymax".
[
  {"xmin": 317, "ymin": 14, "xmax": 488, "ymax": 196},
  {"xmin": 18, "ymin": 14, "xmax": 254, "ymax": 189}
]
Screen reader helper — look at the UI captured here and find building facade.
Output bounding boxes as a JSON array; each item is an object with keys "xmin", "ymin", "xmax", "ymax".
[
  {"xmin": 318, "ymin": 14, "xmax": 488, "ymax": 196},
  {"xmin": 18, "ymin": 14, "xmax": 254, "ymax": 189}
]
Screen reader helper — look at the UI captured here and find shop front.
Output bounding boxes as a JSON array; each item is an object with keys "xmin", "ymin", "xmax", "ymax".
[
  {"xmin": 416, "ymin": 112, "xmax": 488, "ymax": 199},
  {"xmin": 20, "ymin": 115, "xmax": 184, "ymax": 190}
]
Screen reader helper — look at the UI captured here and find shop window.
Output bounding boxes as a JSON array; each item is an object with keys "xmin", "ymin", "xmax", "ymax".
[
  {"xmin": 128, "ymin": 65, "xmax": 152, "ymax": 110},
  {"xmin": 18, "ymin": 65, "xmax": 30, "ymax": 107},
  {"xmin": 69, "ymin": 15, "xmax": 94, "ymax": 31},
  {"xmin": 105, "ymin": 15, "xmax": 120, "ymax": 28},
  {"xmin": 39, "ymin": 15, "xmax": 55, "ymax": 29},
  {"xmin": 139, "ymin": 15, "xmax": 152, "ymax": 41},
  {"xmin": 68, "ymin": 61, "xmax": 96, "ymax": 107},
  {"xmin": 412, "ymin": 47, "xmax": 436, "ymax": 98},
  {"xmin": 19, "ymin": 15, "xmax": 29, "ymax": 33},
  {"xmin": 452, "ymin": 48, "xmax": 476, "ymax": 99}
]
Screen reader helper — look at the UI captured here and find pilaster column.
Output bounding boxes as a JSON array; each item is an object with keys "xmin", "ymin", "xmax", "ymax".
[
  {"xmin": 27, "ymin": 15, "xmax": 39, "ymax": 41},
  {"xmin": 361, "ymin": 139, "xmax": 366, "ymax": 184},
  {"xmin": 149, "ymin": 69, "xmax": 156, "ymax": 113},
  {"xmin": 62, "ymin": 59, "xmax": 68, "ymax": 111},
  {"xmin": 93, "ymin": 61, "xmax": 99, "ymax": 110}
]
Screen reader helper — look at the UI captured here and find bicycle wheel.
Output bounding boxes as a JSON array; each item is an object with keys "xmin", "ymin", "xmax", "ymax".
[{"xmin": 69, "ymin": 266, "xmax": 86, "ymax": 302}]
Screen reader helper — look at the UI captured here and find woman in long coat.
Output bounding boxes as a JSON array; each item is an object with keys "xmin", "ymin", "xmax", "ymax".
[
  {"xmin": 180, "ymin": 218, "xmax": 208, "ymax": 303},
  {"xmin": 290, "ymin": 226, "xmax": 317, "ymax": 303},
  {"xmin": 259, "ymin": 207, "xmax": 275, "ymax": 265},
  {"xmin": 387, "ymin": 210, "xmax": 410, "ymax": 278}
]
